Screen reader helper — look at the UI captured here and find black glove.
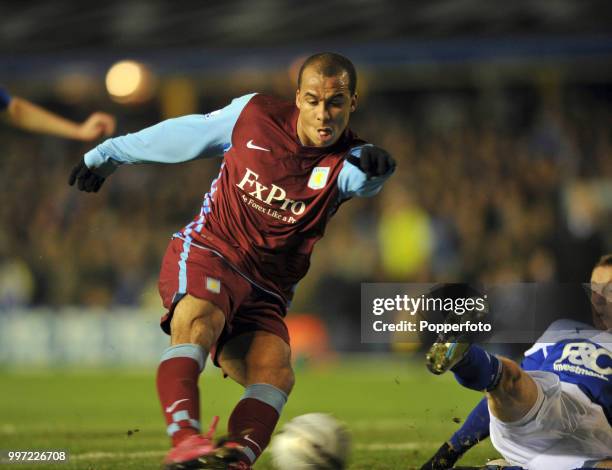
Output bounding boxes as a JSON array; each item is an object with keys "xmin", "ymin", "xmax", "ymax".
[
  {"xmin": 420, "ymin": 442, "xmax": 463, "ymax": 470},
  {"xmin": 68, "ymin": 159, "xmax": 105, "ymax": 193},
  {"xmin": 346, "ymin": 146, "xmax": 395, "ymax": 178}
]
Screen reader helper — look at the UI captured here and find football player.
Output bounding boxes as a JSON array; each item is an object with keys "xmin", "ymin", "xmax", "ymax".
[{"xmin": 422, "ymin": 255, "xmax": 612, "ymax": 470}]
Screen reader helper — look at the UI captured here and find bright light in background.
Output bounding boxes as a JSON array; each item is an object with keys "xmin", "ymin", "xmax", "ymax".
[
  {"xmin": 105, "ymin": 60, "xmax": 154, "ymax": 104},
  {"xmin": 106, "ymin": 60, "xmax": 141, "ymax": 97}
]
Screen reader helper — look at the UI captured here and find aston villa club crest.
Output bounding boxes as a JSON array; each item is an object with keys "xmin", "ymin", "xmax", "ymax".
[
  {"xmin": 307, "ymin": 167, "xmax": 330, "ymax": 190},
  {"xmin": 206, "ymin": 276, "xmax": 221, "ymax": 294}
]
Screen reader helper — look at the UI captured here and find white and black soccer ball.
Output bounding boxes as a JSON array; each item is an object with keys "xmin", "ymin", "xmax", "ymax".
[{"xmin": 270, "ymin": 413, "xmax": 350, "ymax": 470}]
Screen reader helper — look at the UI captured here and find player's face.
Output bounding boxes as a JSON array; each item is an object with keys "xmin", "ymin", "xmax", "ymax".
[
  {"xmin": 590, "ymin": 265, "xmax": 612, "ymax": 330},
  {"xmin": 295, "ymin": 67, "xmax": 357, "ymax": 147}
]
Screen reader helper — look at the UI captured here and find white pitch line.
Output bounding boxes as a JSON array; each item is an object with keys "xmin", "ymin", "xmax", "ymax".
[
  {"xmin": 71, "ymin": 450, "xmax": 166, "ymax": 461},
  {"xmin": 356, "ymin": 442, "xmax": 438, "ymax": 451},
  {"xmin": 70, "ymin": 442, "xmax": 440, "ymax": 461},
  {"xmin": 0, "ymin": 424, "xmax": 16, "ymax": 434}
]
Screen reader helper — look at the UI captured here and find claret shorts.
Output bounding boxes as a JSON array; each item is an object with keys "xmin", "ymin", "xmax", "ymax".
[{"xmin": 158, "ymin": 237, "xmax": 290, "ymax": 365}]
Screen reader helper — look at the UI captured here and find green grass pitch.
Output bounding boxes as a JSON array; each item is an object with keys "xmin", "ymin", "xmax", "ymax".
[{"xmin": 0, "ymin": 357, "xmax": 500, "ymax": 469}]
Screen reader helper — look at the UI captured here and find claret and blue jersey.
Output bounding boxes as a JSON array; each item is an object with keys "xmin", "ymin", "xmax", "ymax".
[
  {"xmin": 84, "ymin": 93, "xmax": 394, "ymax": 304},
  {"xmin": 84, "ymin": 93, "xmax": 388, "ymax": 198}
]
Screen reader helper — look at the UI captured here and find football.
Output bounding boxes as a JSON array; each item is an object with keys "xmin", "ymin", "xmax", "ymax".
[{"xmin": 270, "ymin": 413, "xmax": 351, "ymax": 469}]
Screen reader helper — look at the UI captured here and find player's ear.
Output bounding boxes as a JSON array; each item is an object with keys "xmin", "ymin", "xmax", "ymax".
[
  {"xmin": 350, "ymin": 93, "xmax": 357, "ymax": 113},
  {"xmin": 295, "ymin": 89, "xmax": 302, "ymax": 109}
]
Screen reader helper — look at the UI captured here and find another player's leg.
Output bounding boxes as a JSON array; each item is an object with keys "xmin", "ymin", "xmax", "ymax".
[
  {"xmin": 217, "ymin": 330, "xmax": 294, "ymax": 469},
  {"xmin": 485, "ymin": 357, "xmax": 539, "ymax": 423},
  {"xmin": 158, "ymin": 294, "xmax": 226, "ymax": 469},
  {"xmin": 427, "ymin": 341, "xmax": 539, "ymax": 422},
  {"xmin": 423, "ymin": 343, "xmax": 538, "ymax": 469}
]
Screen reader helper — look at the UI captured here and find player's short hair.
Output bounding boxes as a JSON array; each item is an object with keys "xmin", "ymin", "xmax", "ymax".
[
  {"xmin": 594, "ymin": 254, "xmax": 612, "ymax": 268},
  {"xmin": 297, "ymin": 52, "xmax": 357, "ymax": 95}
]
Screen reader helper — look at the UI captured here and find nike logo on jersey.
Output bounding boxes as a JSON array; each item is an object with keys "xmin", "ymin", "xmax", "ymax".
[
  {"xmin": 165, "ymin": 399, "xmax": 189, "ymax": 413},
  {"xmin": 246, "ymin": 140, "xmax": 270, "ymax": 152}
]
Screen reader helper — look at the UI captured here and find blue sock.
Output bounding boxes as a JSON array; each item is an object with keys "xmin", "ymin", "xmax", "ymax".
[
  {"xmin": 449, "ymin": 397, "xmax": 490, "ymax": 451},
  {"xmin": 451, "ymin": 345, "xmax": 503, "ymax": 392}
]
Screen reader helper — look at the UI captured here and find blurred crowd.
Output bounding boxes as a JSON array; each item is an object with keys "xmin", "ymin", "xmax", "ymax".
[{"xmin": 0, "ymin": 82, "xmax": 610, "ymax": 321}]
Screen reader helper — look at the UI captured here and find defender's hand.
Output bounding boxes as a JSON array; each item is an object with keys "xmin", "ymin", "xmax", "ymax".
[
  {"xmin": 68, "ymin": 159, "xmax": 106, "ymax": 193},
  {"xmin": 420, "ymin": 442, "xmax": 462, "ymax": 470},
  {"xmin": 77, "ymin": 112, "xmax": 116, "ymax": 141},
  {"xmin": 348, "ymin": 146, "xmax": 396, "ymax": 177}
]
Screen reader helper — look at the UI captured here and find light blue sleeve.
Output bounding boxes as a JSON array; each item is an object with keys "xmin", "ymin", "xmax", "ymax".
[
  {"xmin": 337, "ymin": 144, "xmax": 395, "ymax": 200},
  {"xmin": 84, "ymin": 93, "xmax": 256, "ymax": 176}
]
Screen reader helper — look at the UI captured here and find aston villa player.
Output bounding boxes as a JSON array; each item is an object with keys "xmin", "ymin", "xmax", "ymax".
[{"xmin": 69, "ymin": 53, "xmax": 395, "ymax": 469}]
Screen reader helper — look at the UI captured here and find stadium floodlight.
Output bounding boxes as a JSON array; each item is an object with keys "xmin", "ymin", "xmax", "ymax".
[{"xmin": 105, "ymin": 60, "xmax": 154, "ymax": 104}]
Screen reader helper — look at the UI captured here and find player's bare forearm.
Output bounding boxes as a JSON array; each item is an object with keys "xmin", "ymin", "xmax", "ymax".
[
  {"xmin": 9, "ymin": 97, "xmax": 80, "ymax": 137},
  {"xmin": 8, "ymin": 97, "xmax": 115, "ymax": 141}
]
